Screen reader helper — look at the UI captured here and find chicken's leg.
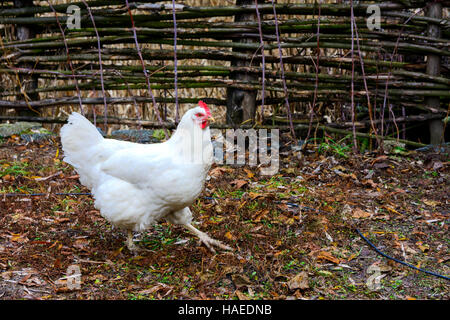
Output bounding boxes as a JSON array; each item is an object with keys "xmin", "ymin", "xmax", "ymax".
[
  {"xmin": 185, "ymin": 223, "xmax": 232, "ymax": 253},
  {"xmin": 126, "ymin": 230, "xmax": 138, "ymax": 251}
]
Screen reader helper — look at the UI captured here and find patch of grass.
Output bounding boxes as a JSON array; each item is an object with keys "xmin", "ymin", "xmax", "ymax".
[
  {"xmin": 423, "ymin": 170, "xmax": 439, "ymax": 178},
  {"xmin": 140, "ymin": 225, "xmax": 177, "ymax": 251},
  {"xmin": 283, "ymin": 259, "xmax": 303, "ymax": 271},
  {"xmin": 212, "ymin": 188, "xmax": 227, "ymax": 198},
  {"xmin": 127, "ymin": 293, "xmax": 148, "ymax": 300},
  {"xmin": 230, "ymin": 189, "xmax": 244, "ymax": 199},
  {"xmin": 309, "ymin": 135, "xmax": 351, "ymax": 158},
  {"xmin": 152, "ymin": 129, "xmax": 166, "ymax": 141},
  {"xmin": 246, "ymin": 201, "xmax": 259, "ymax": 210},
  {"xmin": 390, "ymin": 279, "xmax": 403, "ymax": 290},
  {"xmin": 0, "ymin": 160, "xmax": 30, "ymax": 177}
]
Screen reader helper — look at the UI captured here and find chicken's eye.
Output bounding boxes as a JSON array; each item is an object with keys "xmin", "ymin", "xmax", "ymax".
[{"xmin": 195, "ymin": 113, "xmax": 204, "ymax": 118}]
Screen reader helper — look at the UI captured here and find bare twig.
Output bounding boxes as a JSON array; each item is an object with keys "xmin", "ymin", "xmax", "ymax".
[
  {"xmin": 124, "ymin": 0, "xmax": 168, "ymax": 138},
  {"xmin": 304, "ymin": 1, "xmax": 321, "ymax": 148},
  {"xmin": 352, "ymin": 14, "xmax": 380, "ymax": 148},
  {"xmin": 254, "ymin": 0, "xmax": 265, "ymax": 124},
  {"xmin": 48, "ymin": 1, "xmax": 84, "ymax": 115},
  {"xmin": 270, "ymin": 0, "xmax": 296, "ymax": 141},
  {"xmin": 81, "ymin": 0, "xmax": 107, "ymax": 127},
  {"xmin": 172, "ymin": 0, "xmax": 179, "ymax": 123},
  {"xmin": 381, "ymin": 4, "xmax": 430, "ymax": 145},
  {"xmin": 111, "ymin": 69, "xmax": 142, "ymax": 129},
  {"xmin": 350, "ymin": 0, "xmax": 358, "ymax": 153}
]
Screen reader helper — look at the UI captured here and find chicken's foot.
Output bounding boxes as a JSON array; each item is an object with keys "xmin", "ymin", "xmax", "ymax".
[
  {"xmin": 126, "ymin": 230, "xmax": 139, "ymax": 252},
  {"xmin": 185, "ymin": 223, "xmax": 232, "ymax": 253}
]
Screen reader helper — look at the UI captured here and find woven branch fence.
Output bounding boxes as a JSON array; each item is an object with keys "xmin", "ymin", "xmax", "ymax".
[{"xmin": 0, "ymin": 0, "xmax": 449, "ymax": 149}]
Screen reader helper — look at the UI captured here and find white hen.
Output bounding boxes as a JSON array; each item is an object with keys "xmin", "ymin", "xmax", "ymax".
[{"xmin": 60, "ymin": 101, "xmax": 230, "ymax": 252}]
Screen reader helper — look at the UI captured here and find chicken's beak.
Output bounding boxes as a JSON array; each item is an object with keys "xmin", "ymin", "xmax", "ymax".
[{"xmin": 208, "ymin": 115, "xmax": 216, "ymax": 123}]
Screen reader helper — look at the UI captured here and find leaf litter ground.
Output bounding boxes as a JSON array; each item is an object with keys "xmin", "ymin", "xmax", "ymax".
[{"xmin": 0, "ymin": 134, "xmax": 448, "ymax": 300}]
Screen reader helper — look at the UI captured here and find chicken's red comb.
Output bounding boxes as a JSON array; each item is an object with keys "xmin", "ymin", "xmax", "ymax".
[{"xmin": 198, "ymin": 100, "xmax": 211, "ymax": 116}]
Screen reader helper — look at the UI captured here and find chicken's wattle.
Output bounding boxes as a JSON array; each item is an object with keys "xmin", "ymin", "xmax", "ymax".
[{"xmin": 200, "ymin": 119, "xmax": 209, "ymax": 129}]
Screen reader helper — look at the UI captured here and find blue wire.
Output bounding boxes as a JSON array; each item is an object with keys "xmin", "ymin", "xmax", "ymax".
[
  {"xmin": 265, "ymin": 199, "xmax": 450, "ymax": 282},
  {"xmin": 354, "ymin": 228, "xmax": 449, "ymax": 281},
  {"xmin": 288, "ymin": 201, "xmax": 450, "ymax": 282},
  {"xmin": 2, "ymin": 192, "xmax": 91, "ymax": 197}
]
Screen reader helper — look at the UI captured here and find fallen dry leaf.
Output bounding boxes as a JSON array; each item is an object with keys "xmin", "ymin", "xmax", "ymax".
[
  {"xmin": 10, "ymin": 233, "xmax": 29, "ymax": 243},
  {"xmin": 316, "ymin": 251, "xmax": 340, "ymax": 264},
  {"xmin": 374, "ymin": 162, "xmax": 390, "ymax": 169},
  {"xmin": 230, "ymin": 179, "xmax": 248, "ymax": 189},
  {"xmin": 244, "ymin": 168, "xmax": 254, "ymax": 179},
  {"xmin": 2, "ymin": 174, "xmax": 14, "ymax": 182},
  {"xmin": 231, "ymin": 274, "xmax": 252, "ymax": 289},
  {"xmin": 416, "ymin": 241, "xmax": 429, "ymax": 253},
  {"xmin": 383, "ymin": 205, "xmax": 401, "ymax": 215},
  {"xmin": 371, "ymin": 155, "xmax": 388, "ymax": 165},
  {"xmin": 423, "ymin": 199, "xmax": 439, "ymax": 207},
  {"xmin": 437, "ymin": 256, "xmax": 450, "ymax": 264},
  {"xmin": 253, "ymin": 209, "xmax": 269, "ymax": 222},
  {"xmin": 224, "ymin": 231, "xmax": 234, "ymax": 240},
  {"xmin": 362, "ymin": 179, "xmax": 379, "ymax": 188},
  {"xmin": 287, "ymin": 272, "xmax": 309, "ymax": 291},
  {"xmin": 368, "ymin": 261, "xmax": 392, "ymax": 274},
  {"xmin": 352, "ymin": 208, "xmax": 372, "ymax": 219},
  {"xmin": 209, "ymin": 167, "xmax": 232, "ymax": 179},
  {"xmin": 248, "ymin": 192, "xmax": 262, "ymax": 200},
  {"xmin": 138, "ymin": 284, "xmax": 171, "ymax": 295},
  {"xmin": 332, "ymin": 165, "xmax": 347, "ymax": 172}
]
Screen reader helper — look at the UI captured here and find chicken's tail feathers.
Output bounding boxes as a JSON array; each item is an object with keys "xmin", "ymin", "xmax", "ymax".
[{"xmin": 60, "ymin": 112, "xmax": 104, "ymax": 166}]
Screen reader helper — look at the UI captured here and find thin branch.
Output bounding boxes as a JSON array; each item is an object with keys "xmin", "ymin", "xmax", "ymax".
[
  {"xmin": 172, "ymin": 0, "xmax": 179, "ymax": 123},
  {"xmin": 48, "ymin": 1, "xmax": 84, "ymax": 115},
  {"xmin": 124, "ymin": 0, "xmax": 168, "ymax": 138},
  {"xmin": 270, "ymin": 0, "xmax": 296, "ymax": 141},
  {"xmin": 352, "ymin": 14, "xmax": 379, "ymax": 147},
  {"xmin": 350, "ymin": 0, "xmax": 358, "ymax": 153},
  {"xmin": 304, "ymin": 0, "xmax": 321, "ymax": 147},
  {"xmin": 254, "ymin": 0, "xmax": 265, "ymax": 124},
  {"xmin": 81, "ymin": 0, "xmax": 107, "ymax": 127},
  {"xmin": 381, "ymin": 4, "xmax": 429, "ymax": 145},
  {"xmin": 111, "ymin": 69, "xmax": 142, "ymax": 129}
]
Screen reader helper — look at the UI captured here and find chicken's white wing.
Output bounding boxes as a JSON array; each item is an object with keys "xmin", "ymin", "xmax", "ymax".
[{"xmin": 99, "ymin": 141, "xmax": 188, "ymax": 187}]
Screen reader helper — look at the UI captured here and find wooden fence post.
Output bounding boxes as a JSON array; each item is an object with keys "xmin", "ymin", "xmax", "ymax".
[
  {"xmin": 13, "ymin": 0, "xmax": 39, "ymax": 117},
  {"xmin": 226, "ymin": 0, "xmax": 258, "ymax": 126},
  {"xmin": 426, "ymin": 2, "xmax": 444, "ymax": 145}
]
